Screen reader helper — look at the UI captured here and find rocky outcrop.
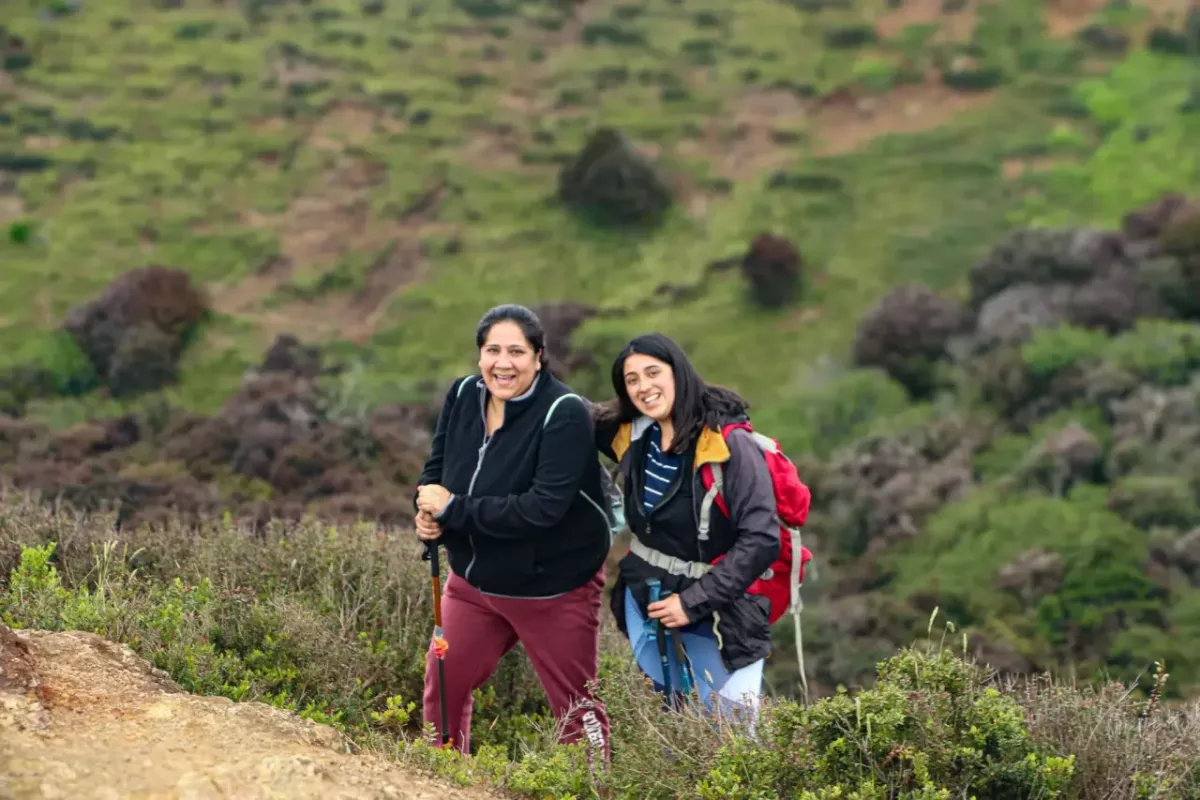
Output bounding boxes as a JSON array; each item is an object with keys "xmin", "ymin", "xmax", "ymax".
[{"xmin": 0, "ymin": 624, "xmax": 501, "ymax": 800}]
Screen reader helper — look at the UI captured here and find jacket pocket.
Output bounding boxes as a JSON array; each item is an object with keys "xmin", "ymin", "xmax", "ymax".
[
  {"xmin": 716, "ymin": 592, "xmax": 772, "ymax": 672},
  {"xmin": 468, "ymin": 536, "xmax": 538, "ymax": 594}
]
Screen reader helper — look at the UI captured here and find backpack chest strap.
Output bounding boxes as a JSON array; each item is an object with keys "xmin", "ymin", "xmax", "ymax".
[
  {"xmin": 629, "ymin": 536, "xmax": 712, "ymax": 580},
  {"xmin": 630, "ymin": 532, "xmax": 777, "ymax": 582}
]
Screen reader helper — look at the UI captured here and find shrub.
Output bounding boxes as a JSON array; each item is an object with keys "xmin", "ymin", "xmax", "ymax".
[
  {"xmin": 887, "ymin": 488, "xmax": 1161, "ymax": 682},
  {"xmin": 557, "ymin": 128, "xmax": 673, "ymax": 226},
  {"xmin": 1020, "ymin": 324, "xmax": 1109, "ymax": 379},
  {"xmin": 740, "ymin": 232, "xmax": 803, "ymax": 309},
  {"xmin": 3, "ymin": 497, "xmax": 1199, "ymax": 799},
  {"xmin": 852, "ymin": 285, "xmax": 975, "ymax": 398}
]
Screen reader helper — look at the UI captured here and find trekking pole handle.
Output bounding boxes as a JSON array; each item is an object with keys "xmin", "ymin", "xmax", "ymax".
[
  {"xmin": 645, "ymin": 578, "xmax": 662, "ymax": 633},
  {"xmin": 427, "ymin": 542, "xmax": 443, "ymax": 629}
]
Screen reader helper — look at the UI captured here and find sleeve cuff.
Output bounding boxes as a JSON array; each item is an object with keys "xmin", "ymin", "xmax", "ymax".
[
  {"xmin": 433, "ymin": 494, "xmax": 455, "ymax": 522},
  {"xmin": 679, "ymin": 583, "xmax": 708, "ymax": 620}
]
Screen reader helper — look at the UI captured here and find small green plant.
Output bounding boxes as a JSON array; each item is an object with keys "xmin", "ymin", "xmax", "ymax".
[{"xmin": 7, "ymin": 219, "xmax": 35, "ymax": 244}]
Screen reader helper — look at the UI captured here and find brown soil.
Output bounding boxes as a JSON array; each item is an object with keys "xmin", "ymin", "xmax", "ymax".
[
  {"xmin": 676, "ymin": 89, "xmax": 808, "ymax": 180},
  {"xmin": 308, "ymin": 101, "xmax": 402, "ymax": 151},
  {"xmin": 875, "ymin": 0, "xmax": 982, "ymax": 42},
  {"xmin": 20, "ymin": 135, "xmax": 62, "ymax": 151},
  {"xmin": 459, "ymin": 125, "xmax": 529, "ymax": 173},
  {"xmin": 1043, "ymin": 0, "xmax": 1108, "ymax": 38},
  {"xmin": 676, "ymin": 70, "xmax": 997, "ymax": 180},
  {"xmin": 209, "ymin": 101, "xmax": 452, "ymax": 344},
  {"xmin": 809, "ymin": 77, "xmax": 997, "ymax": 157},
  {"xmin": 1002, "ymin": 156, "xmax": 1073, "ymax": 180},
  {"xmin": 0, "ymin": 625, "xmax": 505, "ymax": 800},
  {"xmin": 210, "ymin": 255, "xmax": 294, "ymax": 316},
  {"xmin": 0, "ymin": 194, "xmax": 24, "ymax": 225}
]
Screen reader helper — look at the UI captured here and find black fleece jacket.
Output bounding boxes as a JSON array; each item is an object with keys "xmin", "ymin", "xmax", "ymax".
[{"xmin": 416, "ymin": 372, "xmax": 611, "ymax": 598}]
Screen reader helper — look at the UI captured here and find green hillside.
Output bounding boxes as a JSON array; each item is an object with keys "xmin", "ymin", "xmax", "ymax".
[
  {"xmin": 4, "ymin": 0, "xmax": 1200, "ymax": 719},
  {"xmin": 1, "ymin": 0, "xmax": 1190, "ymax": 422}
]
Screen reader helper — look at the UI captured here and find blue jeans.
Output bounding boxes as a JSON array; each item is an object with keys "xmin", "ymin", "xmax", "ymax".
[{"xmin": 622, "ymin": 587, "xmax": 763, "ymax": 727}]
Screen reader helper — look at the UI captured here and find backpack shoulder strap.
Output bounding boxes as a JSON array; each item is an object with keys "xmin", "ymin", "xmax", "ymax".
[
  {"xmin": 455, "ymin": 375, "xmax": 477, "ymax": 400},
  {"xmin": 697, "ymin": 461, "xmax": 724, "ymax": 542},
  {"xmin": 544, "ymin": 392, "xmax": 585, "ymax": 428},
  {"xmin": 696, "ymin": 423, "xmax": 769, "ymax": 541}
]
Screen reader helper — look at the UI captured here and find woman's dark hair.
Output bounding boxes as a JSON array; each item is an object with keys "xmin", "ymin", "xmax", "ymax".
[
  {"xmin": 608, "ymin": 332, "xmax": 749, "ymax": 454},
  {"xmin": 475, "ymin": 304, "xmax": 549, "ymax": 369}
]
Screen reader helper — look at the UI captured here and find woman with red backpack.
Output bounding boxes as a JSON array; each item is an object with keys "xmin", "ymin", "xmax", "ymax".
[{"xmin": 594, "ymin": 333, "xmax": 784, "ymax": 723}]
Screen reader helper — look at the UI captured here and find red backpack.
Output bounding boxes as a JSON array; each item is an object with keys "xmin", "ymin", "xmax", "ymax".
[{"xmin": 698, "ymin": 421, "xmax": 813, "ymax": 690}]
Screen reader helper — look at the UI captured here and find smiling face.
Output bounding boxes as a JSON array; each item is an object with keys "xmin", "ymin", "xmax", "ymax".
[
  {"xmin": 479, "ymin": 320, "xmax": 541, "ymax": 400},
  {"xmin": 622, "ymin": 353, "xmax": 676, "ymax": 422}
]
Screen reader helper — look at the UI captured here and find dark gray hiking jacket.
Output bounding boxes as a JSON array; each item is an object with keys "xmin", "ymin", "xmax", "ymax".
[{"xmin": 596, "ymin": 415, "xmax": 781, "ymax": 670}]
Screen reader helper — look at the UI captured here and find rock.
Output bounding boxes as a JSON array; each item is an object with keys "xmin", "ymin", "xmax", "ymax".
[
  {"xmin": 557, "ymin": 128, "xmax": 673, "ymax": 226},
  {"xmin": 740, "ymin": 233, "xmax": 803, "ymax": 309},
  {"xmin": 0, "ymin": 625, "xmax": 503, "ymax": 799},
  {"xmin": 851, "ymin": 285, "xmax": 974, "ymax": 397}
]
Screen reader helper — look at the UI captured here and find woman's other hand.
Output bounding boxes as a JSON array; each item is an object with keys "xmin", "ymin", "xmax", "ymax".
[
  {"xmin": 415, "ymin": 510, "xmax": 444, "ymax": 542},
  {"xmin": 647, "ymin": 593, "xmax": 691, "ymax": 629},
  {"xmin": 416, "ymin": 484, "xmax": 452, "ymax": 516}
]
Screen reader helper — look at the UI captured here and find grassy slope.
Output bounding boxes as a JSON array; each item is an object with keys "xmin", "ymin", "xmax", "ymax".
[{"xmin": 1, "ymin": 0, "xmax": 1161, "ymax": 432}]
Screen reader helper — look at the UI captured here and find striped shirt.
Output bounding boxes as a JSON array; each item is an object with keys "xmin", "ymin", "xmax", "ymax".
[{"xmin": 642, "ymin": 424, "xmax": 682, "ymax": 517}]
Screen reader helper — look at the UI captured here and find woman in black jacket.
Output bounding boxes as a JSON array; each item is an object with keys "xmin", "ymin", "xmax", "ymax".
[
  {"xmin": 414, "ymin": 304, "xmax": 612, "ymax": 756},
  {"xmin": 595, "ymin": 333, "xmax": 780, "ymax": 723}
]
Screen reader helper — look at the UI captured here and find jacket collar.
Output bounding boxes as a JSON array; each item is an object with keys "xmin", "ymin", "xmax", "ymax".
[
  {"xmin": 611, "ymin": 416, "xmax": 730, "ymax": 470},
  {"xmin": 474, "ymin": 372, "xmax": 545, "ymax": 425}
]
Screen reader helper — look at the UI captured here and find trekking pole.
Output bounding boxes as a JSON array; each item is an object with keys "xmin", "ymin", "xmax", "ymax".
[
  {"xmin": 646, "ymin": 579, "xmax": 674, "ymax": 703},
  {"xmin": 666, "ymin": 614, "xmax": 695, "ymax": 698},
  {"xmin": 424, "ymin": 540, "xmax": 450, "ymax": 745}
]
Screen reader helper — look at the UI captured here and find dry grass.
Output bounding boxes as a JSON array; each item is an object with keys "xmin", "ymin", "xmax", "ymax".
[{"xmin": 1016, "ymin": 666, "xmax": 1200, "ymax": 799}]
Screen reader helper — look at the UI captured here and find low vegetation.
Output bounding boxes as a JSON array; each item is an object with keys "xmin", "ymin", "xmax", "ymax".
[{"xmin": 3, "ymin": 501, "xmax": 1196, "ymax": 799}]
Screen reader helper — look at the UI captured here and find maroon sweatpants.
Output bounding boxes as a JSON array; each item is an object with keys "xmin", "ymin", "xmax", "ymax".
[{"xmin": 423, "ymin": 567, "xmax": 611, "ymax": 758}]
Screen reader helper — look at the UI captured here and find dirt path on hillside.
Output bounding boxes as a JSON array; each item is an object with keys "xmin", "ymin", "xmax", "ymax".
[{"xmin": 0, "ymin": 626, "xmax": 506, "ymax": 800}]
